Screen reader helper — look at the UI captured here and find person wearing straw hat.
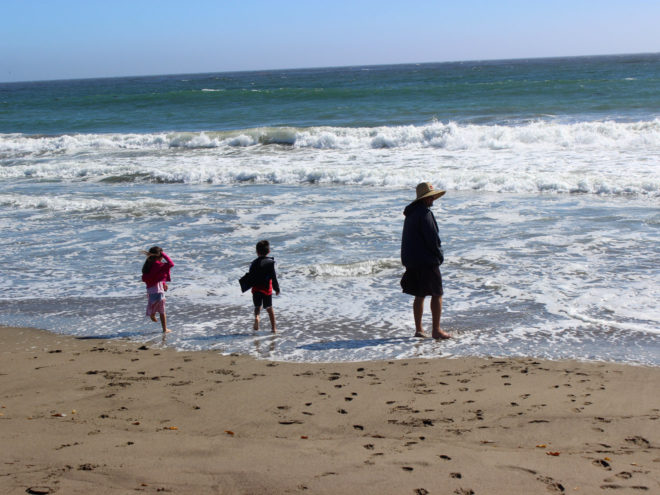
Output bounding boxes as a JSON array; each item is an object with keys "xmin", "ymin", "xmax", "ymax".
[{"xmin": 400, "ymin": 182, "xmax": 451, "ymax": 339}]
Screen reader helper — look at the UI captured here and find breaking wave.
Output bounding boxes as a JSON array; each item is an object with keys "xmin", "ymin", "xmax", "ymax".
[
  {"xmin": 1, "ymin": 120, "xmax": 659, "ymax": 197},
  {"xmin": 2, "ymin": 119, "xmax": 659, "ymax": 155}
]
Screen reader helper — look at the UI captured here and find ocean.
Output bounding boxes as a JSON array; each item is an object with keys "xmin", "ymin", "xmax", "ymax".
[{"xmin": 1, "ymin": 54, "xmax": 659, "ymax": 364}]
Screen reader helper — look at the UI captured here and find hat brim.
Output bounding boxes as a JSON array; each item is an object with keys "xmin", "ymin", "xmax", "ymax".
[{"xmin": 414, "ymin": 190, "xmax": 446, "ymax": 202}]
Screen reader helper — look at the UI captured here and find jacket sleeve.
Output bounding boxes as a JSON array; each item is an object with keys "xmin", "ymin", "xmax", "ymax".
[
  {"xmin": 161, "ymin": 252, "xmax": 174, "ymax": 267},
  {"xmin": 270, "ymin": 260, "xmax": 280, "ymax": 293},
  {"xmin": 420, "ymin": 211, "xmax": 444, "ymax": 265}
]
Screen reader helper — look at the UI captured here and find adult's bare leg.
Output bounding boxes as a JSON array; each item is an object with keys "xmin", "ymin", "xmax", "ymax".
[
  {"xmin": 430, "ymin": 295, "xmax": 450, "ymax": 339},
  {"xmin": 413, "ymin": 296, "xmax": 428, "ymax": 337}
]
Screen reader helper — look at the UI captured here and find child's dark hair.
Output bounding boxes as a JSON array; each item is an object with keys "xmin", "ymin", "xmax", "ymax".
[
  {"xmin": 142, "ymin": 246, "xmax": 163, "ymax": 274},
  {"xmin": 256, "ymin": 240, "xmax": 270, "ymax": 256}
]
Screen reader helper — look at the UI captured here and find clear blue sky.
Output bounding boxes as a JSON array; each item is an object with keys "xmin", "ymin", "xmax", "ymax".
[{"xmin": 2, "ymin": 0, "xmax": 659, "ymax": 82}]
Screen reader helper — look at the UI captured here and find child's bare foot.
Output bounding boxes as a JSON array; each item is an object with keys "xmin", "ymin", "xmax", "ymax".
[
  {"xmin": 150, "ymin": 315, "xmax": 158, "ymax": 322},
  {"xmin": 163, "ymin": 328, "xmax": 172, "ymax": 333},
  {"xmin": 253, "ymin": 316, "xmax": 260, "ymax": 331},
  {"xmin": 432, "ymin": 329, "xmax": 452, "ymax": 340},
  {"xmin": 414, "ymin": 331, "xmax": 429, "ymax": 338}
]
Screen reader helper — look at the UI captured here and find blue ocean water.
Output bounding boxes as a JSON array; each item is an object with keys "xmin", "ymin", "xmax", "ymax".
[{"xmin": 1, "ymin": 54, "xmax": 659, "ymax": 364}]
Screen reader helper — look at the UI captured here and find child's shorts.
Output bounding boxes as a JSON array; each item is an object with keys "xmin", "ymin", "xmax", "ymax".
[
  {"xmin": 146, "ymin": 292, "xmax": 166, "ymax": 316},
  {"xmin": 253, "ymin": 292, "xmax": 272, "ymax": 309}
]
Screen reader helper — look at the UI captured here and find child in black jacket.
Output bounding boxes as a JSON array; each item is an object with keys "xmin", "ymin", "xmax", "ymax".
[{"xmin": 249, "ymin": 240, "xmax": 280, "ymax": 333}]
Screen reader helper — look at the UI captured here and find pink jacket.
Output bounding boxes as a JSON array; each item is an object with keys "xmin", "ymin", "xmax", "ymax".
[{"xmin": 142, "ymin": 252, "xmax": 174, "ymax": 288}]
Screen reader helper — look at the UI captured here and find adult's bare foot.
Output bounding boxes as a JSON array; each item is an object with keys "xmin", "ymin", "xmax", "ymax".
[
  {"xmin": 414, "ymin": 331, "xmax": 430, "ymax": 338},
  {"xmin": 432, "ymin": 330, "xmax": 451, "ymax": 340}
]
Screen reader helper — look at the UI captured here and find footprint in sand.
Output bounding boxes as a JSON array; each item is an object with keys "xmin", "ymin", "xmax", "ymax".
[
  {"xmin": 625, "ymin": 436, "xmax": 651, "ymax": 448},
  {"xmin": 536, "ymin": 475, "xmax": 565, "ymax": 493},
  {"xmin": 593, "ymin": 459, "xmax": 611, "ymax": 470}
]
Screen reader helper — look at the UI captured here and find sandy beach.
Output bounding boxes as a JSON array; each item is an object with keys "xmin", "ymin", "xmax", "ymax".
[{"xmin": 1, "ymin": 325, "xmax": 658, "ymax": 494}]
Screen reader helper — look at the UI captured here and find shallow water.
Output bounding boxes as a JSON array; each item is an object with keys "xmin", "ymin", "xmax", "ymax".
[{"xmin": 1, "ymin": 182, "xmax": 658, "ymax": 364}]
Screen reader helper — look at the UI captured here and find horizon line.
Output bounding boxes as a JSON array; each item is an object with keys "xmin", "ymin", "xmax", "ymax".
[{"xmin": 2, "ymin": 51, "xmax": 659, "ymax": 85}]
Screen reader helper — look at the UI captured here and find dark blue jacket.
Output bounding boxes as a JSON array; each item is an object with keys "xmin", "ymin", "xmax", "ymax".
[
  {"xmin": 401, "ymin": 201, "xmax": 444, "ymax": 268},
  {"xmin": 249, "ymin": 256, "xmax": 280, "ymax": 293}
]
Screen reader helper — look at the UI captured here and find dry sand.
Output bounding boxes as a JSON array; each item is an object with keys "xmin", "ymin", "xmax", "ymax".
[{"xmin": 1, "ymin": 325, "xmax": 658, "ymax": 494}]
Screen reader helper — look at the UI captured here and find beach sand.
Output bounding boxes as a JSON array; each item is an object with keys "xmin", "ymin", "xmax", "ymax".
[{"xmin": 1, "ymin": 326, "xmax": 658, "ymax": 494}]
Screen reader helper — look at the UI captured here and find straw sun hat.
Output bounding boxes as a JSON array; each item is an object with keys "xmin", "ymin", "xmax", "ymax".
[{"xmin": 413, "ymin": 182, "xmax": 446, "ymax": 203}]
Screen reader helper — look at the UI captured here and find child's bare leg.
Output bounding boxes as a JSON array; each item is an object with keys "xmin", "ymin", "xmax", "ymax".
[
  {"xmin": 159, "ymin": 312, "xmax": 171, "ymax": 333},
  {"xmin": 266, "ymin": 306, "xmax": 276, "ymax": 333},
  {"xmin": 253, "ymin": 306, "xmax": 261, "ymax": 331},
  {"xmin": 150, "ymin": 314, "xmax": 158, "ymax": 322}
]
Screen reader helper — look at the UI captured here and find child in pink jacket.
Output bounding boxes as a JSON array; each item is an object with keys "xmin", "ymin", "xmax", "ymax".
[{"xmin": 141, "ymin": 246, "xmax": 174, "ymax": 333}]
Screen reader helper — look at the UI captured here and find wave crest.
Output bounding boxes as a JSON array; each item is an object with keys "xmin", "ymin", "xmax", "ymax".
[{"xmin": 3, "ymin": 119, "xmax": 660, "ymax": 156}]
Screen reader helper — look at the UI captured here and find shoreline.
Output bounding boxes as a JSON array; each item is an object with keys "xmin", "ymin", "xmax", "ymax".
[{"xmin": 1, "ymin": 325, "xmax": 659, "ymax": 494}]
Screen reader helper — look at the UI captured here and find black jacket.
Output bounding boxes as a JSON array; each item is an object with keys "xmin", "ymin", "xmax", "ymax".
[
  {"xmin": 249, "ymin": 256, "xmax": 280, "ymax": 293},
  {"xmin": 400, "ymin": 201, "xmax": 444, "ymax": 268}
]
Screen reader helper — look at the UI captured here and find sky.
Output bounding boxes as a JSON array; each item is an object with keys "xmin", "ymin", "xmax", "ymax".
[{"xmin": 1, "ymin": 0, "xmax": 660, "ymax": 83}]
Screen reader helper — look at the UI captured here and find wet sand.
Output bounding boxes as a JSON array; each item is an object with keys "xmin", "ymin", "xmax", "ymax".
[{"xmin": 1, "ymin": 325, "xmax": 658, "ymax": 494}]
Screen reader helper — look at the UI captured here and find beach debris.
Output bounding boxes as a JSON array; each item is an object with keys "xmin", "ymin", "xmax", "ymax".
[
  {"xmin": 132, "ymin": 421, "xmax": 140, "ymax": 425},
  {"xmin": 536, "ymin": 444, "xmax": 547, "ymax": 448},
  {"xmin": 51, "ymin": 413, "xmax": 66, "ymax": 417},
  {"xmin": 164, "ymin": 426, "xmax": 178, "ymax": 430},
  {"xmin": 224, "ymin": 430, "xmax": 235, "ymax": 436},
  {"xmin": 546, "ymin": 451, "xmax": 561, "ymax": 456},
  {"xmin": 71, "ymin": 409, "xmax": 77, "ymax": 415},
  {"xmin": 300, "ymin": 435, "xmax": 308, "ymax": 439}
]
